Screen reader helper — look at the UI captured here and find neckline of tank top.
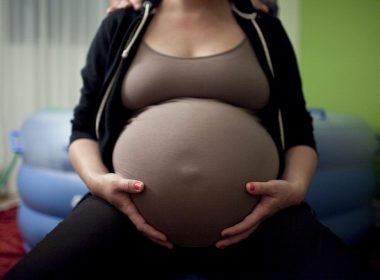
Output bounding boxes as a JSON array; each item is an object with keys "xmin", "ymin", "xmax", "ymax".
[{"xmin": 142, "ymin": 37, "xmax": 248, "ymax": 60}]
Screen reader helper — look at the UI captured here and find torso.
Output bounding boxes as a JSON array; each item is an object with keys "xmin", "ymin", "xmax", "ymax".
[{"xmin": 112, "ymin": 3, "xmax": 280, "ymax": 247}]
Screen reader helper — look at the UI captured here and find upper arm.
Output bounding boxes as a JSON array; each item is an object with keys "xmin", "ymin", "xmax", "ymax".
[
  {"xmin": 266, "ymin": 18, "xmax": 316, "ymax": 151},
  {"xmin": 70, "ymin": 15, "xmax": 117, "ymax": 144}
]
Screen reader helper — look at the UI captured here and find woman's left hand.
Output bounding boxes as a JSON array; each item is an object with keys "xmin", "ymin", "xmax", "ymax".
[
  {"xmin": 215, "ymin": 179, "xmax": 307, "ymax": 249},
  {"xmin": 216, "ymin": 146, "xmax": 317, "ymax": 249}
]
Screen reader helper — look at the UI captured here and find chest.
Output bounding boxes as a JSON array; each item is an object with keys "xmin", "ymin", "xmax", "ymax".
[
  {"xmin": 121, "ymin": 38, "xmax": 270, "ymax": 111},
  {"xmin": 143, "ymin": 11, "xmax": 246, "ymax": 58}
]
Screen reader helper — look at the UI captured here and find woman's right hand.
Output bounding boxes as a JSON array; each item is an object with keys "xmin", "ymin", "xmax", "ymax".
[
  {"xmin": 107, "ymin": 0, "xmax": 142, "ymax": 14},
  {"xmin": 69, "ymin": 139, "xmax": 173, "ymax": 249},
  {"xmin": 91, "ymin": 172, "xmax": 173, "ymax": 249}
]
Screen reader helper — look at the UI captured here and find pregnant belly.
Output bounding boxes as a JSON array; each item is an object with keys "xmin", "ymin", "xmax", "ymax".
[{"xmin": 112, "ymin": 98, "xmax": 279, "ymax": 247}]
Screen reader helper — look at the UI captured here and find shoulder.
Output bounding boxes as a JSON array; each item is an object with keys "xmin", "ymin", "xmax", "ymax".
[
  {"xmin": 255, "ymin": 12, "xmax": 285, "ymax": 34},
  {"xmin": 254, "ymin": 12, "xmax": 294, "ymax": 52},
  {"xmin": 103, "ymin": 8, "xmax": 137, "ymax": 24},
  {"xmin": 98, "ymin": 9, "xmax": 140, "ymax": 38},
  {"xmin": 233, "ymin": 5, "xmax": 285, "ymax": 38}
]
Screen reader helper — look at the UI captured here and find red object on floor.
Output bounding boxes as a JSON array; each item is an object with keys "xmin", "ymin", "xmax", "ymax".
[{"xmin": 0, "ymin": 207, "xmax": 26, "ymax": 279}]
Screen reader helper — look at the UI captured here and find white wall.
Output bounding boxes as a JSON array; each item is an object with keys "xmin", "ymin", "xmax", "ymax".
[{"xmin": 0, "ymin": 0, "xmax": 107, "ymax": 195}]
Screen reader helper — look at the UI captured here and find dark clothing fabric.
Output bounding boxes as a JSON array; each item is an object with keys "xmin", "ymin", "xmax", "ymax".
[
  {"xmin": 4, "ymin": 195, "xmax": 375, "ymax": 280},
  {"xmin": 69, "ymin": 1, "xmax": 316, "ymax": 174}
]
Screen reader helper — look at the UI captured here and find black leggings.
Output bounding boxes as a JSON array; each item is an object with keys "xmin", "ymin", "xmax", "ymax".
[{"xmin": 5, "ymin": 194, "xmax": 376, "ymax": 280}]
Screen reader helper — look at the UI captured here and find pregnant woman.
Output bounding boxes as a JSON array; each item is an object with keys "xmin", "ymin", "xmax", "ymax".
[{"xmin": 5, "ymin": 0, "xmax": 375, "ymax": 279}]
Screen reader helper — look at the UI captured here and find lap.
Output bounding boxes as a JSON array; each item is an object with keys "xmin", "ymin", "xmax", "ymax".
[{"xmin": 5, "ymin": 195, "xmax": 375, "ymax": 279}]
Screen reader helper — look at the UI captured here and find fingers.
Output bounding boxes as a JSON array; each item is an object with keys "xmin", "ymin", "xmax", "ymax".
[
  {"xmin": 216, "ymin": 203, "xmax": 271, "ymax": 249},
  {"xmin": 220, "ymin": 201, "xmax": 269, "ymax": 237},
  {"xmin": 98, "ymin": 173, "xmax": 172, "ymax": 249},
  {"xmin": 130, "ymin": 212, "xmax": 166, "ymax": 241},
  {"xmin": 116, "ymin": 192, "xmax": 173, "ymax": 249},
  {"xmin": 246, "ymin": 181, "xmax": 277, "ymax": 196},
  {"xmin": 252, "ymin": 0, "xmax": 270, "ymax": 13},
  {"xmin": 216, "ymin": 225, "xmax": 257, "ymax": 249},
  {"xmin": 106, "ymin": 1, "xmax": 123, "ymax": 14},
  {"xmin": 126, "ymin": 206, "xmax": 173, "ymax": 248},
  {"xmin": 117, "ymin": 0, "xmax": 131, "ymax": 9},
  {"xmin": 216, "ymin": 181, "xmax": 282, "ymax": 248},
  {"xmin": 107, "ymin": 0, "xmax": 142, "ymax": 14},
  {"xmin": 148, "ymin": 236, "xmax": 174, "ymax": 250},
  {"xmin": 115, "ymin": 178, "xmax": 144, "ymax": 193},
  {"xmin": 129, "ymin": 0, "xmax": 142, "ymax": 10},
  {"xmin": 126, "ymin": 179, "xmax": 144, "ymax": 193}
]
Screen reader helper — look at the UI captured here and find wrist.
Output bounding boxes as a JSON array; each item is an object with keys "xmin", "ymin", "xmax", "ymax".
[
  {"xmin": 79, "ymin": 169, "xmax": 107, "ymax": 194},
  {"xmin": 291, "ymin": 180, "xmax": 308, "ymax": 202}
]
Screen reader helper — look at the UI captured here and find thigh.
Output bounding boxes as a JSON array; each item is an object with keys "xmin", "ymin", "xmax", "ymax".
[
  {"xmin": 5, "ymin": 194, "xmax": 173, "ymax": 279},
  {"xmin": 218, "ymin": 203, "xmax": 375, "ymax": 279}
]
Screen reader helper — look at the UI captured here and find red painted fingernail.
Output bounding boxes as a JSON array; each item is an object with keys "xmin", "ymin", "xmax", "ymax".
[
  {"xmin": 249, "ymin": 183, "xmax": 256, "ymax": 192},
  {"xmin": 218, "ymin": 244, "xmax": 225, "ymax": 249},
  {"xmin": 134, "ymin": 182, "xmax": 142, "ymax": 191}
]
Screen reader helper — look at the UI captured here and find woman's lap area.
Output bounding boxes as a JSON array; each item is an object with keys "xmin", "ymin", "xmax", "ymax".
[{"xmin": 5, "ymin": 195, "xmax": 376, "ymax": 280}]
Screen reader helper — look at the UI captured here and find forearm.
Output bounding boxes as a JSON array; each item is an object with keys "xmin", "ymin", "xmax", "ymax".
[
  {"xmin": 281, "ymin": 145, "xmax": 318, "ymax": 198},
  {"xmin": 68, "ymin": 138, "xmax": 109, "ymax": 193}
]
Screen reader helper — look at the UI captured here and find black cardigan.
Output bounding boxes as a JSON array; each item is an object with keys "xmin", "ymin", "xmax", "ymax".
[{"xmin": 70, "ymin": 1, "xmax": 316, "ymax": 176}]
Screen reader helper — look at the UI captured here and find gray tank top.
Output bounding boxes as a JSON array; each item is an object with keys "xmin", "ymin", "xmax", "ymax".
[
  {"xmin": 121, "ymin": 38, "xmax": 270, "ymax": 111},
  {"xmin": 113, "ymin": 38, "xmax": 279, "ymax": 247}
]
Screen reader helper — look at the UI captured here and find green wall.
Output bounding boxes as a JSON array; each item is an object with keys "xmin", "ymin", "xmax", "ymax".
[{"xmin": 299, "ymin": 0, "xmax": 380, "ymax": 133}]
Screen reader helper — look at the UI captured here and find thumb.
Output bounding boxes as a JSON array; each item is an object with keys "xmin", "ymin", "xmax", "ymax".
[
  {"xmin": 246, "ymin": 181, "xmax": 273, "ymax": 195},
  {"xmin": 119, "ymin": 179, "xmax": 145, "ymax": 193}
]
